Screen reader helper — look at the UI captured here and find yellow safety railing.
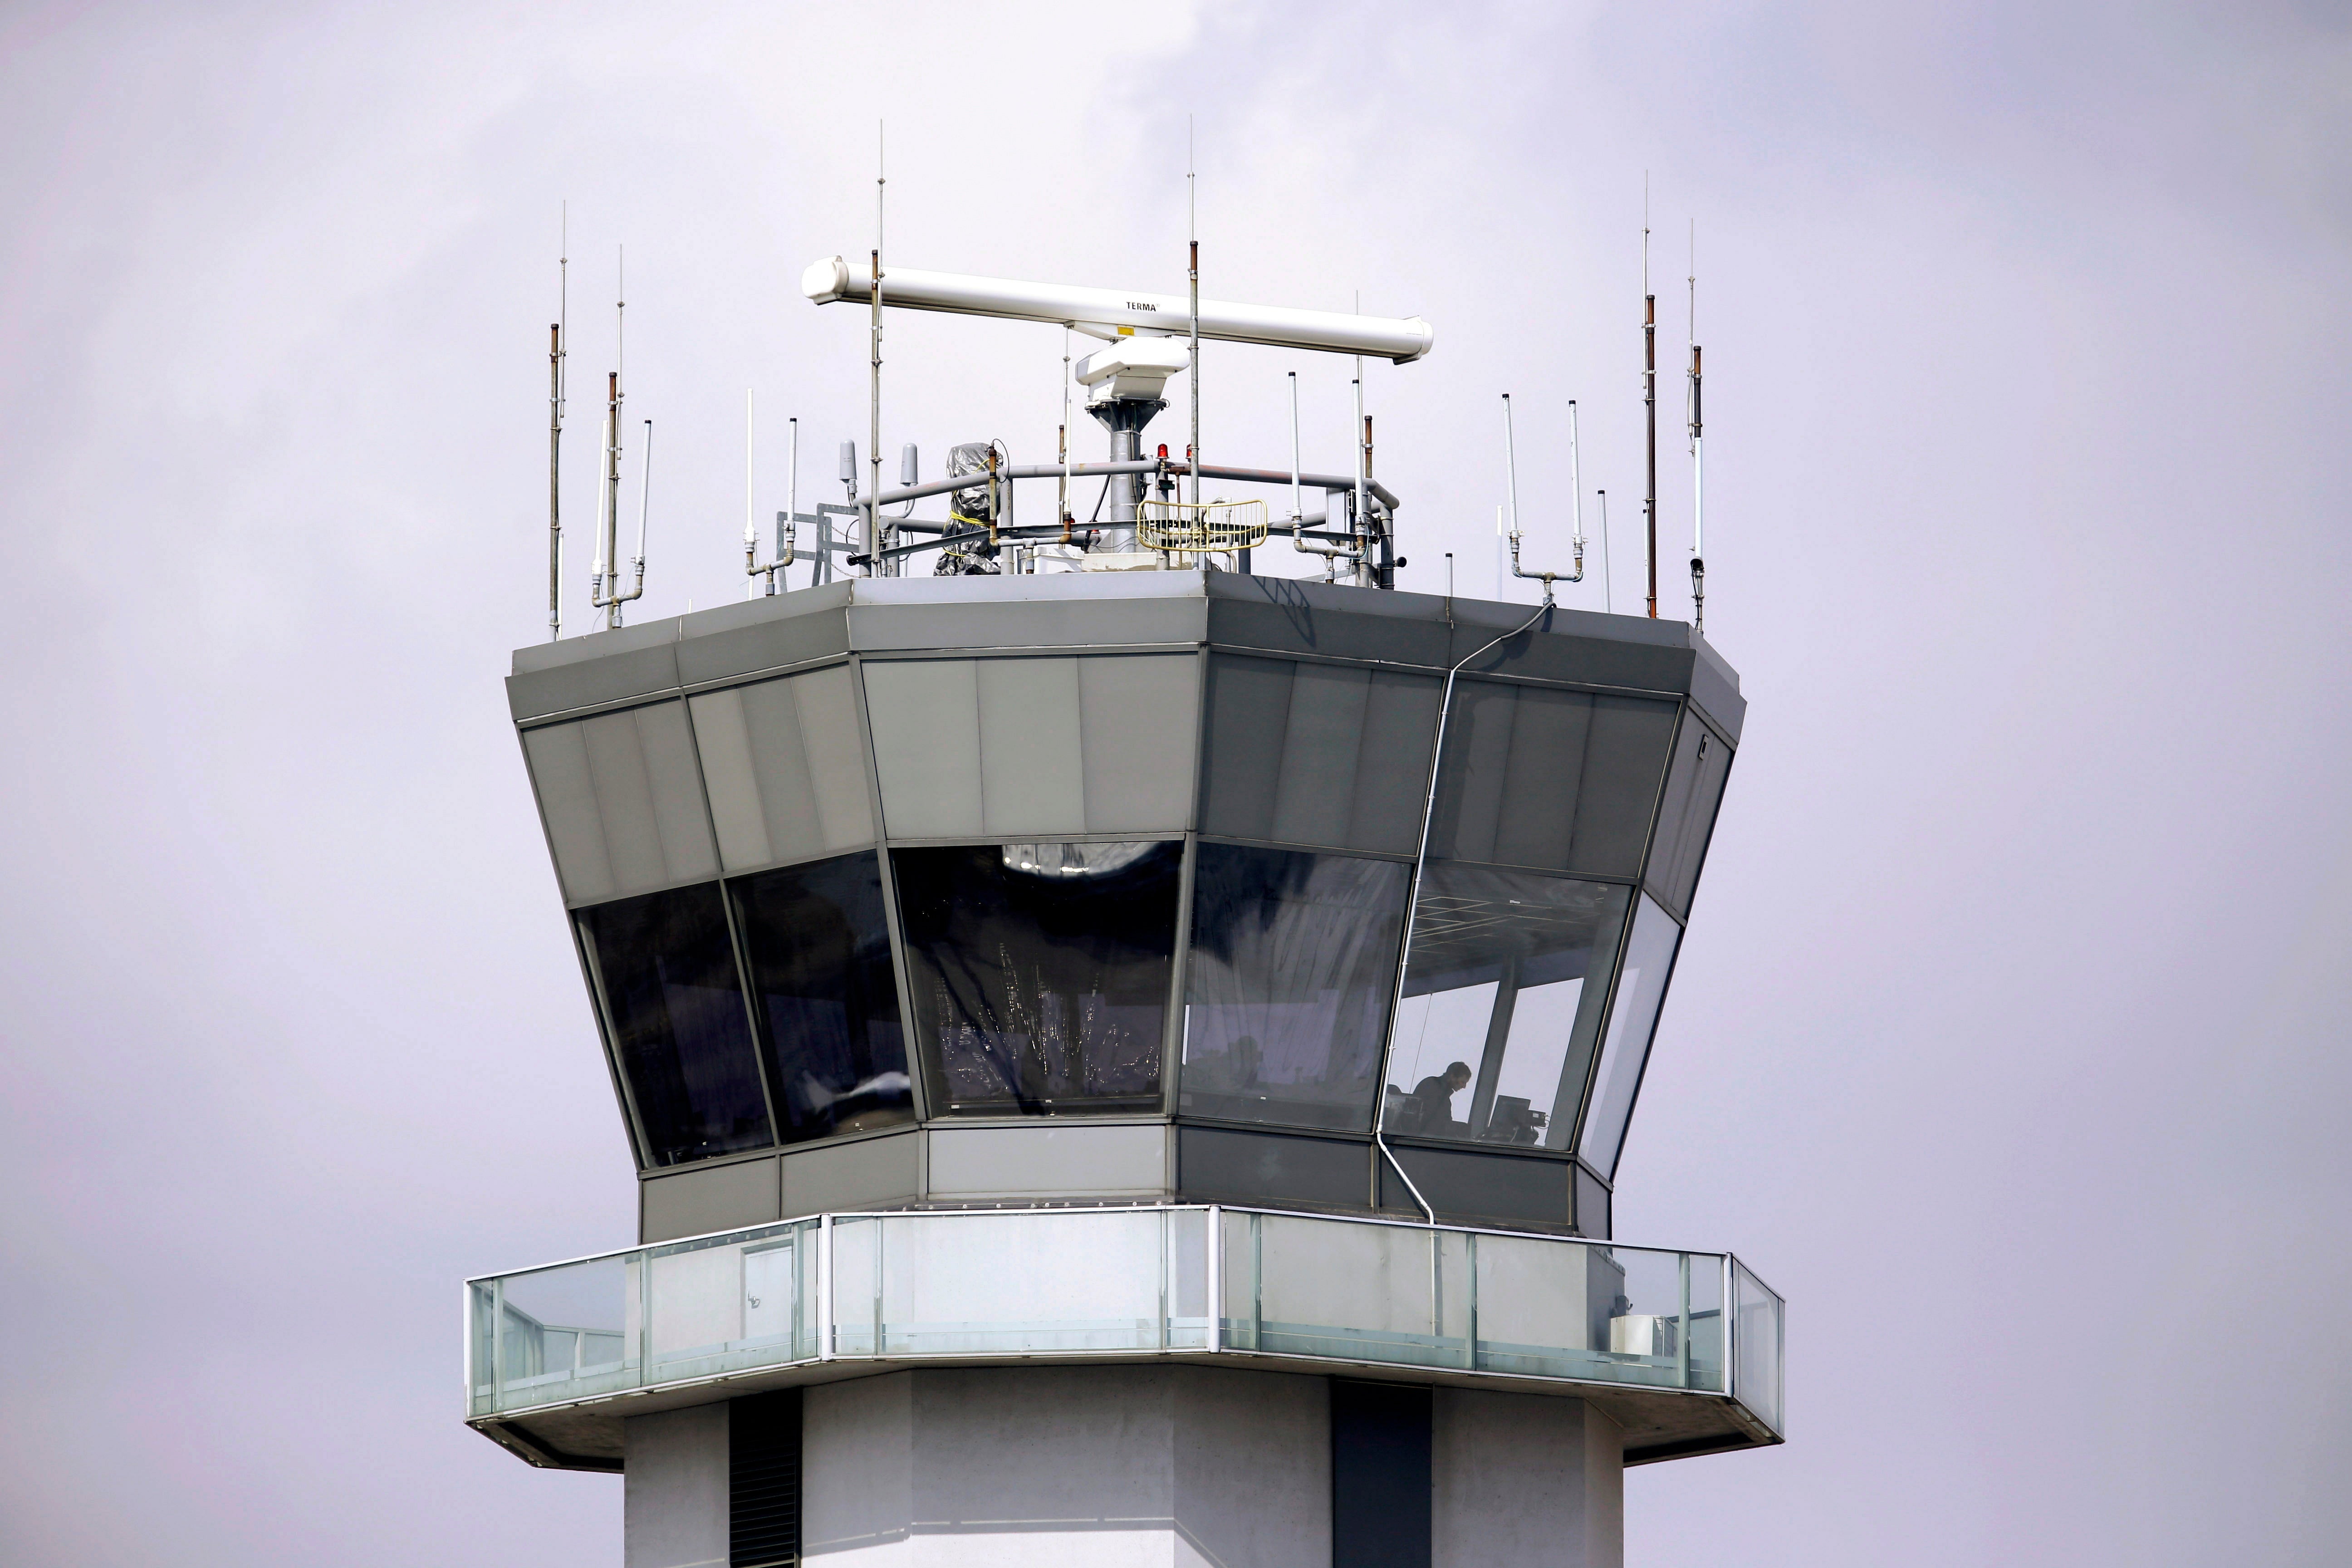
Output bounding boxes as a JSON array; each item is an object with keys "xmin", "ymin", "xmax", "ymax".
[{"xmin": 1137, "ymin": 498, "xmax": 1269, "ymax": 556}]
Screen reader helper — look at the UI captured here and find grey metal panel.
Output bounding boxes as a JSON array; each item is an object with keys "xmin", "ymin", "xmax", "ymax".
[
  {"xmin": 508, "ymin": 640, "xmax": 681, "ymax": 721},
  {"xmin": 779, "ymin": 1131, "xmax": 919, "ymax": 1219},
  {"xmin": 1198, "ymin": 655, "xmax": 1294, "ymax": 842},
  {"xmin": 1686, "ymin": 634, "xmax": 1747, "ymax": 743},
  {"xmin": 691, "ymin": 667, "xmax": 875, "ymax": 874},
  {"xmin": 1269, "ymin": 662, "xmax": 1371, "ymax": 848},
  {"xmin": 1439, "ymin": 681, "xmax": 1519, "ymax": 865},
  {"xmin": 1377, "ymin": 1145, "xmax": 1573, "ymax": 1230},
  {"xmin": 1566, "ymin": 696, "xmax": 1678, "ymax": 879},
  {"xmin": 977, "ymin": 657, "xmax": 1086, "ymax": 837},
  {"xmin": 925, "ymin": 1124, "xmax": 1169, "ymax": 1196},
  {"xmin": 1573, "ymin": 1165, "xmax": 1611, "ymax": 1240},
  {"xmin": 635, "ymin": 702, "xmax": 722, "ymax": 884},
  {"xmin": 864, "ymin": 659, "xmax": 983, "ymax": 838},
  {"xmin": 540, "ymin": 701, "xmax": 719, "ymax": 899},
  {"xmin": 1347, "ymin": 671, "xmax": 1443, "ymax": 856},
  {"xmin": 623, "ymin": 1404, "xmax": 730, "ymax": 1566},
  {"xmin": 674, "ymin": 590, "xmax": 853, "ymax": 686},
  {"xmin": 582, "ymin": 710, "xmax": 667, "ymax": 892},
  {"xmin": 638, "ymin": 1155, "xmax": 782, "ymax": 1243},
  {"xmin": 523, "ymin": 720, "xmax": 617, "ymax": 903},
  {"xmin": 1176, "ymin": 1126, "xmax": 1371, "ymax": 1209},
  {"xmin": 1205, "ymin": 582, "xmax": 1453, "ymax": 667},
  {"xmin": 853, "ymin": 596, "xmax": 1207, "ymax": 652},
  {"xmin": 1645, "ymin": 710, "xmax": 1733, "ymax": 917},
  {"xmin": 1079, "ymin": 654, "xmax": 1199, "ymax": 834},
  {"xmin": 1490, "ymin": 687, "xmax": 1589, "ymax": 871},
  {"xmin": 688, "ymin": 686, "xmax": 772, "ymax": 870},
  {"xmin": 792, "ymin": 664, "xmax": 875, "ymax": 850}
]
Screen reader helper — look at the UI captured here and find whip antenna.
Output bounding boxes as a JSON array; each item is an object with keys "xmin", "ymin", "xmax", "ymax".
[
  {"xmin": 1687, "ymin": 220, "xmax": 1705, "ymax": 636},
  {"xmin": 548, "ymin": 202, "xmax": 567, "ymax": 641}
]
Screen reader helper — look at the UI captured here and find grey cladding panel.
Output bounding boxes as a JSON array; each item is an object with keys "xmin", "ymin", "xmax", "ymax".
[
  {"xmin": 640, "ymin": 1156, "xmax": 782, "ymax": 1243},
  {"xmin": 1199, "ymin": 655, "xmax": 1294, "ymax": 842},
  {"xmin": 1568, "ymin": 696, "xmax": 1678, "ymax": 879},
  {"xmin": 1177, "ymin": 1126, "xmax": 1370, "ymax": 1209},
  {"xmin": 506, "ymin": 641, "xmax": 680, "ymax": 721},
  {"xmin": 523, "ymin": 722, "xmax": 615, "ymax": 902},
  {"xmin": 1348, "ymin": 672, "xmax": 1443, "ymax": 854},
  {"xmin": 528, "ymin": 700, "xmax": 719, "ymax": 904},
  {"xmin": 1201, "ymin": 655, "xmax": 1439, "ymax": 856},
  {"xmin": 977, "ymin": 657, "xmax": 1086, "ymax": 837},
  {"xmin": 1079, "ymin": 655, "xmax": 1199, "ymax": 834},
  {"xmin": 864, "ymin": 659, "xmax": 984, "ymax": 838},
  {"xmin": 675, "ymin": 601, "xmax": 850, "ymax": 686},
  {"xmin": 1269, "ymin": 663, "xmax": 1371, "ymax": 848},
  {"xmin": 1645, "ymin": 710, "xmax": 1733, "ymax": 917},
  {"xmin": 691, "ymin": 666, "xmax": 874, "ymax": 874},
  {"xmin": 1428, "ymin": 681, "xmax": 1675, "ymax": 879},
  {"xmin": 853, "ymin": 595, "xmax": 1205, "ymax": 651},
  {"xmin": 1378, "ymin": 1145, "xmax": 1572, "ymax": 1229},
  {"xmin": 780, "ymin": 1132, "xmax": 919, "ymax": 1219}
]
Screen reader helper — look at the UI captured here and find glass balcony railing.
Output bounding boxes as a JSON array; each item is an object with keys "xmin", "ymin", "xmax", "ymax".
[{"xmin": 466, "ymin": 1207, "xmax": 1783, "ymax": 1441}]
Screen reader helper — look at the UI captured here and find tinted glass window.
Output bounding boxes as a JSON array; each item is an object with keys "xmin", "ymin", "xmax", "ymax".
[
  {"xmin": 1387, "ymin": 866, "xmax": 1630, "ymax": 1152},
  {"xmin": 578, "ymin": 884, "xmax": 773, "ymax": 1166},
  {"xmin": 1181, "ymin": 844, "xmax": 1408, "ymax": 1133},
  {"xmin": 1577, "ymin": 893, "xmax": 1682, "ymax": 1176},
  {"xmin": 893, "ymin": 840, "xmax": 1181, "ymax": 1115},
  {"xmin": 731, "ymin": 852, "xmax": 911, "ymax": 1145}
]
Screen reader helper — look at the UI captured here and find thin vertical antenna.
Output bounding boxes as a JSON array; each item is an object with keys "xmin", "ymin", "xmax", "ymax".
[
  {"xmin": 785, "ymin": 416, "xmax": 799, "ymax": 590},
  {"xmin": 1353, "ymin": 289, "xmax": 1368, "ymax": 588},
  {"xmin": 1287, "ymin": 371, "xmax": 1303, "ymax": 526},
  {"xmin": 1598, "ymin": 488, "xmax": 1614, "ymax": 614},
  {"xmin": 637, "ymin": 419, "xmax": 652, "ymax": 560},
  {"xmin": 867, "ymin": 122, "xmax": 884, "ymax": 575},
  {"xmin": 1568, "ymin": 398, "xmax": 1586, "ymax": 575},
  {"xmin": 1188, "ymin": 117, "xmax": 1200, "ymax": 510},
  {"xmin": 549, "ymin": 202, "xmax": 567, "ymax": 642},
  {"xmin": 1061, "ymin": 326, "xmax": 1073, "ymax": 527},
  {"xmin": 745, "ymin": 389, "xmax": 758, "ymax": 601},
  {"xmin": 1688, "ymin": 219, "xmax": 1705, "ymax": 635},
  {"xmin": 1642, "ymin": 180, "xmax": 1657, "ymax": 618}
]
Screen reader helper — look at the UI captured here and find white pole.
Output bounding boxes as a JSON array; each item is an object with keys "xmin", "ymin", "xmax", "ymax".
[
  {"xmin": 1188, "ymin": 123, "xmax": 1200, "ymax": 509},
  {"xmin": 635, "ymin": 418, "xmax": 652, "ymax": 564},
  {"xmin": 1569, "ymin": 399, "xmax": 1584, "ymax": 557},
  {"xmin": 1287, "ymin": 371, "xmax": 1303, "ymax": 523},
  {"xmin": 1503, "ymin": 392, "xmax": 1519, "ymax": 541},
  {"xmin": 745, "ymin": 388, "xmax": 758, "ymax": 600},
  {"xmin": 786, "ymin": 416, "xmax": 799, "ymax": 588}
]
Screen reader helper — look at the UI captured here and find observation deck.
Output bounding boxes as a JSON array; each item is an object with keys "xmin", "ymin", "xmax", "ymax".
[{"xmin": 469, "ymin": 1205, "xmax": 1783, "ymax": 1472}]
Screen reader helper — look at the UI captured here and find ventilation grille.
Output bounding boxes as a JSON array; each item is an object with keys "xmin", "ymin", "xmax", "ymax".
[{"xmin": 730, "ymin": 1389, "xmax": 801, "ymax": 1568}]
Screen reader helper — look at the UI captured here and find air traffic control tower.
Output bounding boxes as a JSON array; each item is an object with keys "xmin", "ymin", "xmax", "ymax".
[{"xmin": 465, "ymin": 568, "xmax": 1783, "ymax": 1567}]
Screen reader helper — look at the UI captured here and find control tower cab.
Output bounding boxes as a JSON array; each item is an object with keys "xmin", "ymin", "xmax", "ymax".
[{"xmin": 468, "ymin": 571, "xmax": 1781, "ymax": 1567}]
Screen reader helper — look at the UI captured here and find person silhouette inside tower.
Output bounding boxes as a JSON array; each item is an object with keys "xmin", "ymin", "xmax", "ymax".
[{"xmin": 1407, "ymin": 1061, "xmax": 1473, "ymax": 1134}]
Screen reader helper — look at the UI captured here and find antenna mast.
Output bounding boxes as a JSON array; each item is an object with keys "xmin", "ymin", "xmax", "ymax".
[
  {"xmin": 549, "ymin": 203, "xmax": 567, "ymax": 642},
  {"xmin": 866, "ymin": 123, "xmax": 885, "ymax": 577},
  {"xmin": 1188, "ymin": 119, "xmax": 1200, "ymax": 510},
  {"xmin": 590, "ymin": 248, "xmax": 643, "ymax": 627},
  {"xmin": 1688, "ymin": 221, "xmax": 1705, "ymax": 637},
  {"xmin": 1643, "ymin": 183, "xmax": 1657, "ymax": 619},
  {"xmin": 744, "ymin": 390, "xmax": 758, "ymax": 601}
]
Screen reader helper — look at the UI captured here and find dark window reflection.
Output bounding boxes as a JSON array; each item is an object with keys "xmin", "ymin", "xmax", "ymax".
[
  {"xmin": 1387, "ymin": 866, "xmax": 1630, "ymax": 1152},
  {"xmin": 1181, "ymin": 844, "xmax": 1408, "ymax": 1133},
  {"xmin": 893, "ymin": 840, "xmax": 1181, "ymax": 1115},
  {"xmin": 577, "ymin": 885, "xmax": 773, "ymax": 1166},
  {"xmin": 731, "ymin": 853, "xmax": 912, "ymax": 1145}
]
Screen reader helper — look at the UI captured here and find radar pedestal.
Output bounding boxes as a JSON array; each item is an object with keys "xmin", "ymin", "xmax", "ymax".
[{"xmin": 469, "ymin": 571, "xmax": 1780, "ymax": 1568}]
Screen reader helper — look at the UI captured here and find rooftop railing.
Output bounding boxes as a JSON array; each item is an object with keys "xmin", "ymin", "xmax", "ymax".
[{"xmin": 467, "ymin": 1205, "xmax": 1783, "ymax": 1441}]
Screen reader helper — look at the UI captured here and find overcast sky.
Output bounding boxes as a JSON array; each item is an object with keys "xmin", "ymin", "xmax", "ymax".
[{"xmin": 3, "ymin": 3, "xmax": 2347, "ymax": 1564}]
